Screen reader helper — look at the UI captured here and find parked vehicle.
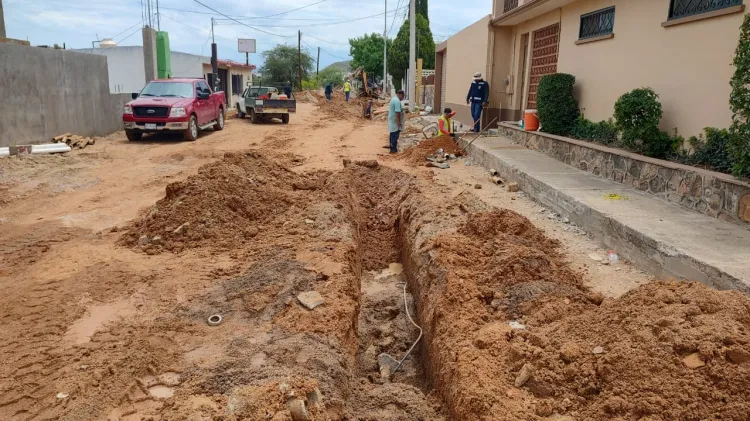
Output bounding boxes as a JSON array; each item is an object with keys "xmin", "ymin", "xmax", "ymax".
[
  {"xmin": 123, "ymin": 78, "xmax": 226, "ymax": 141},
  {"xmin": 236, "ymin": 86, "xmax": 296, "ymax": 124}
]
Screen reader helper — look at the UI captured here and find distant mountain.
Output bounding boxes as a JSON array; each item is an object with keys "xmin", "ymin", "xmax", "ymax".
[{"xmin": 324, "ymin": 60, "xmax": 351, "ymax": 73}]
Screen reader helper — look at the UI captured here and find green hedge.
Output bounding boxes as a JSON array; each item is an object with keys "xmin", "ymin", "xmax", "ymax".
[
  {"xmin": 570, "ymin": 117, "xmax": 619, "ymax": 145},
  {"xmin": 537, "ymin": 73, "xmax": 579, "ymax": 136},
  {"xmin": 730, "ymin": 14, "xmax": 750, "ymax": 178}
]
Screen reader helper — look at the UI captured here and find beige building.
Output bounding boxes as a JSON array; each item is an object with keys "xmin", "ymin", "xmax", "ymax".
[{"xmin": 436, "ymin": 0, "xmax": 746, "ymax": 137}]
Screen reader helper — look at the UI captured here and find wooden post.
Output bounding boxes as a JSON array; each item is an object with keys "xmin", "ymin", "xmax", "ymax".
[
  {"xmin": 416, "ymin": 58, "xmax": 423, "ymax": 108},
  {"xmin": 317, "ymin": 47, "xmax": 320, "ymax": 76},
  {"xmin": 298, "ymin": 30, "xmax": 302, "ymax": 90}
]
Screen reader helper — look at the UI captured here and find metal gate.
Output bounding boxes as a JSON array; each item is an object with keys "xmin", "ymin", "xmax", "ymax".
[{"xmin": 526, "ymin": 23, "xmax": 560, "ymax": 109}]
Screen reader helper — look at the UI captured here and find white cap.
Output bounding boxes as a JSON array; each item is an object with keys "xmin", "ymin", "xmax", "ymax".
[{"xmin": 474, "ymin": 72, "xmax": 482, "ymax": 78}]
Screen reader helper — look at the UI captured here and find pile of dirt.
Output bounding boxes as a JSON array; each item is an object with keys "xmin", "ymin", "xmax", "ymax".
[
  {"xmin": 119, "ymin": 151, "xmax": 324, "ymax": 252},
  {"xmin": 296, "ymin": 90, "xmax": 320, "ymax": 104},
  {"xmin": 313, "ymin": 90, "xmax": 365, "ymax": 120},
  {"xmin": 392, "ymin": 135, "xmax": 464, "ymax": 166},
  {"xmin": 399, "ymin": 202, "xmax": 750, "ymax": 420}
]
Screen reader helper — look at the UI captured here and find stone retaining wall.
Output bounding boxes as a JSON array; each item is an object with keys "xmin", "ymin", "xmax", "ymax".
[{"xmin": 499, "ymin": 123, "xmax": 750, "ymax": 228}]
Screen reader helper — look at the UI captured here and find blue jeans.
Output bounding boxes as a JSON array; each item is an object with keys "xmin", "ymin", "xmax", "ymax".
[
  {"xmin": 470, "ymin": 101, "xmax": 483, "ymax": 132},
  {"xmin": 389, "ymin": 131, "xmax": 400, "ymax": 153},
  {"xmin": 345, "ymin": 91, "xmax": 350, "ymax": 102},
  {"xmin": 325, "ymin": 92, "xmax": 332, "ymax": 101}
]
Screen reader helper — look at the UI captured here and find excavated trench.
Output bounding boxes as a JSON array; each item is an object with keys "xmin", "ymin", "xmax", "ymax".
[{"xmin": 103, "ymin": 152, "xmax": 750, "ymax": 421}]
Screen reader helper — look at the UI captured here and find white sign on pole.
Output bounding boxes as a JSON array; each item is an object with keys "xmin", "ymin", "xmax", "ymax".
[{"xmin": 238, "ymin": 39, "xmax": 257, "ymax": 54}]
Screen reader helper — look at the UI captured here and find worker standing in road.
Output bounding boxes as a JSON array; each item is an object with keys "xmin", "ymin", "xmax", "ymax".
[
  {"xmin": 388, "ymin": 90, "xmax": 406, "ymax": 153},
  {"xmin": 284, "ymin": 81, "xmax": 292, "ymax": 98},
  {"xmin": 325, "ymin": 82, "xmax": 333, "ymax": 101},
  {"xmin": 438, "ymin": 108, "xmax": 457, "ymax": 138},
  {"xmin": 466, "ymin": 72, "xmax": 489, "ymax": 132},
  {"xmin": 344, "ymin": 79, "xmax": 352, "ymax": 102}
]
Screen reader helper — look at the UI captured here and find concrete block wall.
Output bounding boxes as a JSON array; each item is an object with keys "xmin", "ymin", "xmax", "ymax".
[{"xmin": 0, "ymin": 43, "xmax": 127, "ymax": 147}]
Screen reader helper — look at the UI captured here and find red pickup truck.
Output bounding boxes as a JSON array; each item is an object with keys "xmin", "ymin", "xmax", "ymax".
[{"xmin": 123, "ymin": 78, "xmax": 226, "ymax": 141}]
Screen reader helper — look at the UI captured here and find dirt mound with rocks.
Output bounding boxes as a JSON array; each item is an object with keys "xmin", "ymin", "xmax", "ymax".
[
  {"xmin": 119, "ymin": 151, "xmax": 325, "ymax": 253},
  {"xmin": 392, "ymin": 135, "xmax": 464, "ymax": 166},
  {"xmin": 313, "ymin": 90, "xmax": 364, "ymax": 120},
  {"xmin": 400, "ymin": 202, "xmax": 750, "ymax": 420}
]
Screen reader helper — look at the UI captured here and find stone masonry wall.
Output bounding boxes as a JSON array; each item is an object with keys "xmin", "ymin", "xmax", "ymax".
[{"xmin": 499, "ymin": 124, "xmax": 750, "ymax": 228}]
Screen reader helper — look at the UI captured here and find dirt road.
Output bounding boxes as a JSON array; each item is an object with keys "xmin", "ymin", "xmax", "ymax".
[{"xmin": 1, "ymin": 95, "xmax": 749, "ymax": 421}]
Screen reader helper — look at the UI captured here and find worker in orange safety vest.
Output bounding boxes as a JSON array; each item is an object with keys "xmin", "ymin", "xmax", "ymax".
[{"xmin": 438, "ymin": 108, "xmax": 457, "ymax": 138}]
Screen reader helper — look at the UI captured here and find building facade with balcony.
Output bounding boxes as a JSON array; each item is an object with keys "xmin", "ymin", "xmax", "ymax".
[{"xmin": 435, "ymin": 0, "xmax": 746, "ymax": 137}]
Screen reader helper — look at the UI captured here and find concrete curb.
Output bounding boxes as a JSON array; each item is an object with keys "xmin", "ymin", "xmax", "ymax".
[{"xmin": 462, "ymin": 138, "xmax": 749, "ymax": 294}]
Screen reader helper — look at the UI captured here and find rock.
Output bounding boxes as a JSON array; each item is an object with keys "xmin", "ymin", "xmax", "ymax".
[
  {"xmin": 297, "ymin": 291, "xmax": 325, "ymax": 310},
  {"xmin": 514, "ymin": 363, "xmax": 533, "ymax": 387},
  {"xmin": 355, "ymin": 160, "xmax": 379, "ymax": 168},
  {"xmin": 727, "ymin": 348, "xmax": 750, "ymax": 365},
  {"xmin": 304, "ymin": 219, "xmax": 315, "ymax": 225},
  {"xmin": 507, "ymin": 182, "xmax": 519, "ymax": 192},
  {"xmin": 151, "ymin": 235, "xmax": 163, "ymax": 245},
  {"xmin": 56, "ymin": 392, "xmax": 69, "ymax": 399},
  {"xmin": 560, "ymin": 342, "xmax": 582, "ymax": 363},
  {"xmin": 474, "ymin": 184, "xmax": 482, "ymax": 190},
  {"xmin": 562, "ymin": 217, "xmax": 570, "ymax": 224},
  {"xmin": 173, "ymin": 222, "xmax": 190, "ymax": 235},
  {"xmin": 287, "ymin": 398, "xmax": 310, "ymax": 421},
  {"xmin": 342, "ymin": 158, "xmax": 352, "ymax": 167},
  {"xmin": 511, "ymin": 196, "xmax": 516, "ymax": 201},
  {"xmin": 138, "ymin": 235, "xmax": 151, "ymax": 246},
  {"xmin": 307, "ymin": 388, "xmax": 324, "ymax": 408},
  {"xmin": 600, "ymin": 259, "xmax": 610, "ymax": 266},
  {"xmin": 245, "ymin": 226, "xmax": 259, "ymax": 238},
  {"xmin": 490, "ymin": 299, "xmax": 502, "ymax": 309},
  {"xmin": 588, "ymin": 253, "xmax": 603, "ymax": 262},
  {"xmin": 509, "ymin": 321, "xmax": 526, "ymax": 330},
  {"xmin": 592, "ymin": 346, "xmax": 605, "ymax": 355},
  {"xmin": 683, "ymin": 352, "xmax": 706, "ymax": 369},
  {"xmin": 378, "ymin": 353, "xmax": 400, "ymax": 378}
]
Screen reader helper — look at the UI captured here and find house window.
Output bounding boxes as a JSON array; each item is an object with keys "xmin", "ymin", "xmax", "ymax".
[
  {"xmin": 205, "ymin": 73, "xmax": 215, "ymax": 90},
  {"xmin": 231, "ymin": 74, "xmax": 243, "ymax": 95},
  {"xmin": 579, "ymin": 7, "xmax": 615, "ymax": 40},
  {"xmin": 503, "ymin": 0, "xmax": 519, "ymax": 13},
  {"xmin": 668, "ymin": 0, "xmax": 743, "ymax": 20}
]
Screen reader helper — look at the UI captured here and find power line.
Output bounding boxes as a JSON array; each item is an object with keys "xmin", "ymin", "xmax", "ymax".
[
  {"xmin": 388, "ymin": 0, "xmax": 404, "ymax": 35},
  {"xmin": 95, "ymin": 25, "xmax": 143, "ymax": 54},
  {"xmin": 305, "ymin": 33, "xmax": 349, "ymax": 46},
  {"xmin": 166, "ymin": 0, "xmax": 328, "ymax": 20},
  {"xmin": 159, "ymin": 6, "xmax": 344, "ymax": 21},
  {"xmin": 192, "ymin": 0, "xmax": 296, "ymax": 38},
  {"xmin": 216, "ymin": 5, "xmax": 408, "ymax": 28},
  {"xmin": 109, "ymin": 21, "xmax": 143, "ymax": 42}
]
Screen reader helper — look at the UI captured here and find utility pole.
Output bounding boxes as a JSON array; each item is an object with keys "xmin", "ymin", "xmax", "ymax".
[
  {"xmin": 147, "ymin": 0, "xmax": 152, "ymax": 27},
  {"xmin": 0, "ymin": 0, "xmax": 6, "ymax": 39},
  {"xmin": 156, "ymin": 0, "xmax": 160, "ymax": 31},
  {"xmin": 317, "ymin": 47, "xmax": 320, "ymax": 76},
  {"xmin": 408, "ymin": 0, "xmax": 416, "ymax": 111},
  {"xmin": 298, "ymin": 30, "xmax": 302, "ymax": 90},
  {"xmin": 383, "ymin": 0, "xmax": 387, "ymax": 94},
  {"xmin": 211, "ymin": 18, "xmax": 218, "ymax": 91}
]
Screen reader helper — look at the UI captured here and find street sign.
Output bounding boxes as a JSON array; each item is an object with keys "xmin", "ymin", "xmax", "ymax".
[{"xmin": 238, "ymin": 39, "xmax": 256, "ymax": 54}]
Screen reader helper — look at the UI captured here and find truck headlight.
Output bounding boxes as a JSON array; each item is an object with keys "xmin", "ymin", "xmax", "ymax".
[
  {"xmin": 123, "ymin": 105, "xmax": 133, "ymax": 114},
  {"xmin": 169, "ymin": 107, "xmax": 187, "ymax": 118}
]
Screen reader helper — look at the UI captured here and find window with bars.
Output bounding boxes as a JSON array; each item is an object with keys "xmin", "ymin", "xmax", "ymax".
[
  {"xmin": 668, "ymin": 0, "xmax": 743, "ymax": 20},
  {"xmin": 579, "ymin": 7, "xmax": 616, "ymax": 40},
  {"xmin": 231, "ymin": 74, "xmax": 243, "ymax": 95},
  {"xmin": 503, "ymin": 0, "xmax": 519, "ymax": 13}
]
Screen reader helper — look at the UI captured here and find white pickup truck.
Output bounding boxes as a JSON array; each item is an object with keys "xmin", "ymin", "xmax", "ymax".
[{"xmin": 236, "ymin": 86, "xmax": 296, "ymax": 124}]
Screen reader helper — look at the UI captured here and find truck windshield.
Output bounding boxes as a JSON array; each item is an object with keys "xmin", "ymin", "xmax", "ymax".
[{"xmin": 139, "ymin": 82, "xmax": 194, "ymax": 98}]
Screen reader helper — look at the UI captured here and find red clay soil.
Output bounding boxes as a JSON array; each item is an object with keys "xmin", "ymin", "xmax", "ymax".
[
  {"xmin": 399, "ymin": 202, "xmax": 750, "ymax": 421},
  {"xmin": 312, "ymin": 90, "xmax": 364, "ymax": 120},
  {"xmin": 392, "ymin": 135, "xmax": 464, "ymax": 166}
]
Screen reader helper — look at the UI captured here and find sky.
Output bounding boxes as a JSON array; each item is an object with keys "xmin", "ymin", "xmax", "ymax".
[{"xmin": 3, "ymin": 0, "xmax": 491, "ymax": 69}]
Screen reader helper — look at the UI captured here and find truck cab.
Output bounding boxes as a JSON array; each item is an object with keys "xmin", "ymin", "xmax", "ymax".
[{"xmin": 123, "ymin": 78, "xmax": 226, "ymax": 141}]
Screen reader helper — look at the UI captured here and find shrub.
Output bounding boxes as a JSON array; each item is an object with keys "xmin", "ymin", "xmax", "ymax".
[
  {"xmin": 687, "ymin": 128, "xmax": 733, "ymax": 173},
  {"xmin": 570, "ymin": 117, "xmax": 619, "ymax": 145},
  {"xmin": 619, "ymin": 125, "xmax": 677, "ymax": 159},
  {"xmin": 537, "ymin": 73, "xmax": 579, "ymax": 136},
  {"xmin": 729, "ymin": 14, "xmax": 750, "ymax": 178},
  {"xmin": 614, "ymin": 87, "xmax": 663, "ymax": 138}
]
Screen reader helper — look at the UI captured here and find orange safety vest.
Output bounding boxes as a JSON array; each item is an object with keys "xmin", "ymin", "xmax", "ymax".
[{"xmin": 439, "ymin": 115, "xmax": 454, "ymax": 135}]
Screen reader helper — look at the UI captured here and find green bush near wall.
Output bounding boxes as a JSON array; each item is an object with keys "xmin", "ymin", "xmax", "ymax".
[
  {"xmin": 570, "ymin": 117, "xmax": 619, "ymax": 146},
  {"xmin": 729, "ymin": 13, "xmax": 750, "ymax": 178},
  {"xmin": 537, "ymin": 73, "xmax": 579, "ymax": 136}
]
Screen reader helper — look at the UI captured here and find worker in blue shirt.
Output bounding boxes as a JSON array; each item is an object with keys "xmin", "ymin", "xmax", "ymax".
[
  {"xmin": 325, "ymin": 82, "xmax": 333, "ymax": 101},
  {"xmin": 466, "ymin": 72, "xmax": 489, "ymax": 132},
  {"xmin": 284, "ymin": 81, "xmax": 292, "ymax": 98}
]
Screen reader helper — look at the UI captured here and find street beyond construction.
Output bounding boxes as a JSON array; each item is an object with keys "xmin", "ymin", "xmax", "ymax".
[{"xmin": 2, "ymin": 94, "xmax": 750, "ymax": 421}]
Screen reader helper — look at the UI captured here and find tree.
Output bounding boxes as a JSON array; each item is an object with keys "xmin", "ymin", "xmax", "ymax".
[
  {"xmin": 349, "ymin": 33, "xmax": 392, "ymax": 79},
  {"xmin": 388, "ymin": 14, "xmax": 435, "ymax": 90},
  {"xmin": 317, "ymin": 66, "xmax": 344, "ymax": 88},
  {"xmin": 260, "ymin": 45, "xmax": 314, "ymax": 89},
  {"xmin": 417, "ymin": 0, "xmax": 428, "ymax": 21},
  {"xmin": 729, "ymin": 13, "xmax": 750, "ymax": 178}
]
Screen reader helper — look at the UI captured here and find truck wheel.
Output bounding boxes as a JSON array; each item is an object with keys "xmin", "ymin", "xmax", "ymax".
[
  {"xmin": 237, "ymin": 105, "xmax": 245, "ymax": 119},
  {"xmin": 281, "ymin": 114, "xmax": 289, "ymax": 124},
  {"xmin": 249, "ymin": 109, "xmax": 258, "ymax": 124},
  {"xmin": 214, "ymin": 108, "xmax": 225, "ymax": 131},
  {"xmin": 125, "ymin": 130, "xmax": 142, "ymax": 141},
  {"xmin": 183, "ymin": 115, "xmax": 199, "ymax": 141}
]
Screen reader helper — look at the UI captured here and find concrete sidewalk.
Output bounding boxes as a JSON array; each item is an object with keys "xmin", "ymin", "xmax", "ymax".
[{"xmin": 464, "ymin": 136, "xmax": 750, "ymax": 293}]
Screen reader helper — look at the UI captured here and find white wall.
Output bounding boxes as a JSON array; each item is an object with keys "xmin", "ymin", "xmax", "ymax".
[{"xmin": 73, "ymin": 46, "xmax": 145, "ymax": 94}]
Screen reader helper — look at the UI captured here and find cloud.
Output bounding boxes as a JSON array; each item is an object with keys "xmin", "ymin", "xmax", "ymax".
[{"xmin": 4, "ymin": 0, "xmax": 491, "ymax": 68}]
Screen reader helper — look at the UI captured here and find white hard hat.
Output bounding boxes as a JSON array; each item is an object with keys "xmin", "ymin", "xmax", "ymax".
[{"xmin": 473, "ymin": 72, "xmax": 482, "ymax": 78}]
